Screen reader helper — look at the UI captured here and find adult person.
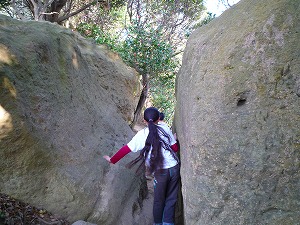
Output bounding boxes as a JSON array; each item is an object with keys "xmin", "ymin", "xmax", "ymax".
[
  {"xmin": 103, "ymin": 107, "xmax": 180, "ymax": 225},
  {"xmin": 158, "ymin": 112, "xmax": 176, "ymax": 139},
  {"xmin": 159, "ymin": 112, "xmax": 165, "ymax": 122}
]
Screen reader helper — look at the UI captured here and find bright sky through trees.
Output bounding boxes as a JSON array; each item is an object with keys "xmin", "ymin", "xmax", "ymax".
[{"xmin": 205, "ymin": 0, "xmax": 241, "ymax": 16}]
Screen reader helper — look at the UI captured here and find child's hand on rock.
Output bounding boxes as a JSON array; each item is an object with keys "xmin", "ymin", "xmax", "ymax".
[{"xmin": 103, "ymin": 155, "xmax": 111, "ymax": 163}]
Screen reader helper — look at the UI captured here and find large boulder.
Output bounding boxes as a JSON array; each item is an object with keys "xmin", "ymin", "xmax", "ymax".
[
  {"xmin": 175, "ymin": 0, "xmax": 300, "ymax": 224},
  {"xmin": 0, "ymin": 15, "xmax": 150, "ymax": 224}
]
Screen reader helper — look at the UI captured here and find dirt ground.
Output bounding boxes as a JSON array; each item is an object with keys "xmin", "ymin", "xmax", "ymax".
[{"xmin": 0, "ymin": 193, "xmax": 70, "ymax": 225}]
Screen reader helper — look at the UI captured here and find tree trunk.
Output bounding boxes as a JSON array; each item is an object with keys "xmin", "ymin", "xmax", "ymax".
[
  {"xmin": 46, "ymin": 0, "xmax": 67, "ymax": 22},
  {"xmin": 130, "ymin": 73, "xmax": 149, "ymax": 128}
]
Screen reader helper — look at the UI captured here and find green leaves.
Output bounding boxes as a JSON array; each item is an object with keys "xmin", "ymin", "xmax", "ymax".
[
  {"xmin": 150, "ymin": 71, "xmax": 176, "ymax": 125},
  {"xmin": 119, "ymin": 21, "xmax": 177, "ymax": 76},
  {"xmin": 77, "ymin": 23, "xmax": 120, "ymax": 52},
  {"xmin": 0, "ymin": 0, "xmax": 10, "ymax": 9}
]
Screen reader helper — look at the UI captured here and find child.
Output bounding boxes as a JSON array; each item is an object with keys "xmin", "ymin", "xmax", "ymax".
[{"xmin": 103, "ymin": 107, "xmax": 180, "ymax": 225}]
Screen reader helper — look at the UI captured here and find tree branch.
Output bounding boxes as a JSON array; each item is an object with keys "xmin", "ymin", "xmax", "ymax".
[
  {"xmin": 44, "ymin": 0, "xmax": 56, "ymax": 9},
  {"xmin": 57, "ymin": 0, "xmax": 102, "ymax": 23},
  {"xmin": 11, "ymin": 0, "xmax": 24, "ymax": 20}
]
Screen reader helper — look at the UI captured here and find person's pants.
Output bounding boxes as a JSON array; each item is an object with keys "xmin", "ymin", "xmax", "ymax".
[{"xmin": 153, "ymin": 164, "xmax": 180, "ymax": 224}]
